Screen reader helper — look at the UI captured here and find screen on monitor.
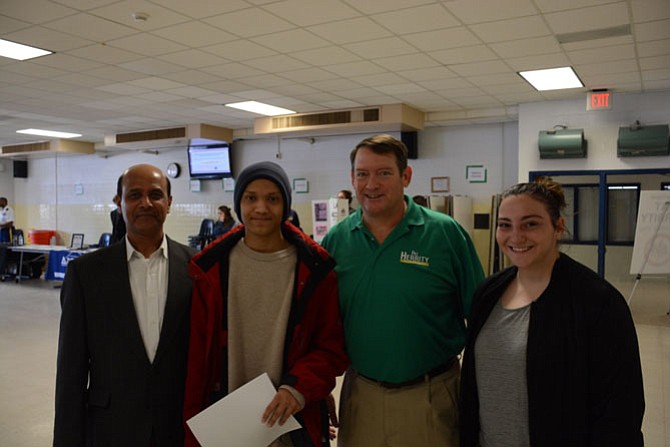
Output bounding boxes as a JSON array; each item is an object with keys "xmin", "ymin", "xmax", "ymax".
[{"xmin": 187, "ymin": 141, "xmax": 232, "ymax": 179}]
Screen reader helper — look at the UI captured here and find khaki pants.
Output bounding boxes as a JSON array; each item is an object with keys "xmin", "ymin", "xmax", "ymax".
[{"xmin": 337, "ymin": 362, "xmax": 460, "ymax": 447}]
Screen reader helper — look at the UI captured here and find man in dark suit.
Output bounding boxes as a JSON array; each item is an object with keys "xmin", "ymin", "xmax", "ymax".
[{"xmin": 54, "ymin": 164, "xmax": 195, "ymax": 447}]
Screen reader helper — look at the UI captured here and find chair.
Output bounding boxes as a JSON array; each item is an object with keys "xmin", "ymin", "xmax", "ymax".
[
  {"xmin": 89, "ymin": 232, "xmax": 112, "ymax": 249},
  {"xmin": 188, "ymin": 219, "xmax": 214, "ymax": 250}
]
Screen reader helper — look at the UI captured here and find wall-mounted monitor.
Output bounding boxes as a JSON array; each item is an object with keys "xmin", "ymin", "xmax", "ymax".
[{"xmin": 187, "ymin": 140, "xmax": 233, "ymax": 179}]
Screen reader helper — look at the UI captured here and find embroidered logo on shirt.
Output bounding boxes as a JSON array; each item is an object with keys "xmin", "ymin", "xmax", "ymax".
[{"xmin": 399, "ymin": 250, "xmax": 430, "ymax": 266}]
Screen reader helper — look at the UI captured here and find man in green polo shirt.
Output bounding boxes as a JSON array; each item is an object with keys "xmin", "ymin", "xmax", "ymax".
[{"xmin": 322, "ymin": 134, "xmax": 484, "ymax": 447}]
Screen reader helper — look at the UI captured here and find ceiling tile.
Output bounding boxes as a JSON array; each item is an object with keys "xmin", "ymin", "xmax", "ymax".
[
  {"xmin": 151, "ymin": 22, "xmax": 238, "ymax": 47},
  {"xmin": 291, "ymin": 46, "xmax": 361, "ymax": 65},
  {"xmin": 44, "ymin": 12, "xmax": 136, "ymax": 42},
  {"xmin": 490, "ymin": 36, "xmax": 562, "ymax": 58},
  {"xmin": 323, "ymin": 61, "xmax": 387, "ymax": 77},
  {"xmin": 630, "ymin": 0, "xmax": 670, "ymax": 22},
  {"xmin": 345, "ymin": 37, "xmax": 418, "ymax": 59},
  {"xmin": 544, "ymin": 3, "xmax": 630, "ymax": 34},
  {"xmin": 6, "ymin": 26, "xmax": 94, "ymax": 52},
  {"xmin": 117, "ymin": 58, "xmax": 185, "ymax": 75},
  {"xmin": 202, "ymin": 40, "xmax": 277, "ymax": 61},
  {"xmin": 430, "ymin": 45, "xmax": 498, "ymax": 65},
  {"xmin": 372, "ymin": 54, "xmax": 440, "ymax": 71},
  {"xmin": 1, "ymin": 0, "xmax": 76, "ymax": 24},
  {"xmin": 372, "ymin": 4, "xmax": 460, "ymax": 34},
  {"xmin": 470, "ymin": 16, "xmax": 552, "ymax": 42},
  {"xmin": 89, "ymin": 0, "xmax": 190, "ymax": 31},
  {"xmin": 397, "ymin": 66, "xmax": 458, "ymax": 82},
  {"xmin": 262, "ymin": 0, "xmax": 360, "ymax": 26},
  {"xmin": 637, "ymin": 39, "xmax": 670, "ymax": 58},
  {"xmin": 307, "ymin": 17, "xmax": 393, "ymax": 44},
  {"xmin": 279, "ymin": 67, "xmax": 340, "ymax": 83},
  {"xmin": 567, "ymin": 44, "xmax": 636, "ymax": 65},
  {"xmin": 444, "ymin": 0, "xmax": 538, "ymax": 24},
  {"xmin": 251, "ymin": 29, "xmax": 331, "ymax": 52},
  {"xmin": 244, "ymin": 55, "xmax": 310, "ymax": 72},
  {"xmin": 107, "ymin": 33, "xmax": 188, "ymax": 56},
  {"xmin": 634, "ymin": 19, "xmax": 670, "ymax": 42},
  {"xmin": 342, "ymin": 0, "xmax": 435, "ymax": 15},
  {"xmin": 157, "ymin": 49, "xmax": 228, "ymax": 68},
  {"xmin": 203, "ymin": 8, "xmax": 295, "ymax": 38},
  {"xmin": 640, "ymin": 55, "xmax": 670, "ymax": 71}
]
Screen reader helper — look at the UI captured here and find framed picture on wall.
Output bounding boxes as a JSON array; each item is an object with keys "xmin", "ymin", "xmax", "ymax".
[
  {"xmin": 431, "ymin": 176, "xmax": 450, "ymax": 193},
  {"xmin": 293, "ymin": 178, "xmax": 309, "ymax": 193}
]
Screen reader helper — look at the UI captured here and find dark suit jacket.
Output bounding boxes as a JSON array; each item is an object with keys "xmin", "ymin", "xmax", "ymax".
[
  {"xmin": 54, "ymin": 237, "xmax": 195, "ymax": 447},
  {"xmin": 109, "ymin": 209, "xmax": 126, "ymax": 245}
]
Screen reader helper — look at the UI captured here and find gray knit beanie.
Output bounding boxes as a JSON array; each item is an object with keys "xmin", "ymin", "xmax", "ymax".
[{"xmin": 234, "ymin": 161, "xmax": 292, "ymax": 223}]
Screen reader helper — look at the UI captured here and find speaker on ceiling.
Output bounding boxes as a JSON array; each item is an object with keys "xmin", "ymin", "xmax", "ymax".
[
  {"xmin": 401, "ymin": 131, "xmax": 418, "ymax": 159},
  {"xmin": 13, "ymin": 160, "xmax": 28, "ymax": 178}
]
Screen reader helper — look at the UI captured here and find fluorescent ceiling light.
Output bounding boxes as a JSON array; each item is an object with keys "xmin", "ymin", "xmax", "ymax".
[
  {"xmin": 0, "ymin": 39, "xmax": 52, "ymax": 61},
  {"xmin": 225, "ymin": 101, "xmax": 295, "ymax": 116},
  {"xmin": 518, "ymin": 67, "xmax": 583, "ymax": 91},
  {"xmin": 17, "ymin": 129, "xmax": 82, "ymax": 138}
]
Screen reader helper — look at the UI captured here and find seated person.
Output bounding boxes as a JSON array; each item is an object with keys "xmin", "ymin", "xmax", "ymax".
[
  {"xmin": 337, "ymin": 189, "xmax": 355, "ymax": 215},
  {"xmin": 212, "ymin": 205, "xmax": 237, "ymax": 238}
]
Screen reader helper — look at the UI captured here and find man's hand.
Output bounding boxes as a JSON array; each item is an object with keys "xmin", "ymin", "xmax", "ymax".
[{"xmin": 262, "ymin": 388, "xmax": 301, "ymax": 427}]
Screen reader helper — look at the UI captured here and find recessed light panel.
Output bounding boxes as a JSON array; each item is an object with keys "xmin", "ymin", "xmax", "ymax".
[
  {"xmin": 225, "ymin": 101, "xmax": 295, "ymax": 116},
  {"xmin": 518, "ymin": 67, "xmax": 583, "ymax": 91},
  {"xmin": 0, "ymin": 39, "xmax": 52, "ymax": 61},
  {"xmin": 17, "ymin": 129, "xmax": 82, "ymax": 138}
]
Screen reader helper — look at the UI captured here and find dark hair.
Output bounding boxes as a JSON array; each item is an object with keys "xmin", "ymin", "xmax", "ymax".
[
  {"xmin": 338, "ymin": 189, "xmax": 352, "ymax": 204},
  {"xmin": 501, "ymin": 176, "xmax": 566, "ymax": 228},
  {"xmin": 218, "ymin": 205, "xmax": 234, "ymax": 222},
  {"xmin": 350, "ymin": 134, "xmax": 408, "ymax": 174},
  {"xmin": 412, "ymin": 195, "xmax": 428, "ymax": 207}
]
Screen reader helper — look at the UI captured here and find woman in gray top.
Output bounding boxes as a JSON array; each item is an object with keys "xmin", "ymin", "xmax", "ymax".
[{"xmin": 460, "ymin": 177, "xmax": 644, "ymax": 447}]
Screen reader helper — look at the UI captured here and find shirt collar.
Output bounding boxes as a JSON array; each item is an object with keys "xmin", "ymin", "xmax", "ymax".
[{"xmin": 125, "ymin": 234, "xmax": 168, "ymax": 261}]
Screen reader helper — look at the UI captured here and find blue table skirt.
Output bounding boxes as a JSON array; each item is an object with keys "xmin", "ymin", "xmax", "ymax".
[{"xmin": 45, "ymin": 250, "xmax": 82, "ymax": 280}]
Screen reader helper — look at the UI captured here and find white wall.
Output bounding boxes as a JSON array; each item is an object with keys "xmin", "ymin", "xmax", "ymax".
[
  {"xmin": 9, "ymin": 125, "xmax": 519, "ymax": 246},
  {"xmin": 0, "ymin": 159, "xmax": 14, "ymax": 202},
  {"xmin": 519, "ymin": 91, "xmax": 670, "ymax": 179}
]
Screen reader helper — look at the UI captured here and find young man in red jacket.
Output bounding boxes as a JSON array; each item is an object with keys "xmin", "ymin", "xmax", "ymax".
[{"xmin": 183, "ymin": 161, "xmax": 348, "ymax": 447}]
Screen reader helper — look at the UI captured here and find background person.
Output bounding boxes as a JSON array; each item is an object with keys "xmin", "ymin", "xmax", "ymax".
[
  {"xmin": 54, "ymin": 164, "xmax": 196, "ymax": 447},
  {"xmin": 459, "ymin": 177, "xmax": 645, "ymax": 446},
  {"xmin": 0, "ymin": 197, "xmax": 15, "ymax": 243},
  {"xmin": 212, "ymin": 205, "xmax": 237, "ymax": 238},
  {"xmin": 337, "ymin": 189, "xmax": 355, "ymax": 215},
  {"xmin": 110, "ymin": 175, "xmax": 126, "ymax": 244},
  {"xmin": 183, "ymin": 161, "xmax": 348, "ymax": 447},
  {"xmin": 322, "ymin": 134, "xmax": 484, "ymax": 447}
]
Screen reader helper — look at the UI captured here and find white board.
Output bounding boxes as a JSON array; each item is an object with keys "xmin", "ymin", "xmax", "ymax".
[{"xmin": 629, "ymin": 190, "xmax": 670, "ymax": 275}]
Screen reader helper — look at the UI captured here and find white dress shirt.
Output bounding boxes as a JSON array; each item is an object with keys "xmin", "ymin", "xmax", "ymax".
[
  {"xmin": 0, "ymin": 205, "xmax": 14, "ymax": 225},
  {"xmin": 125, "ymin": 236, "xmax": 169, "ymax": 363}
]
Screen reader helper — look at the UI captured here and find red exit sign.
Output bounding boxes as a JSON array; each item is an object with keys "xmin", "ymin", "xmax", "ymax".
[{"xmin": 586, "ymin": 91, "xmax": 613, "ymax": 110}]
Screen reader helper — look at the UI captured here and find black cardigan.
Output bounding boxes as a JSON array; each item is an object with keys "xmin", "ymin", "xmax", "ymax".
[{"xmin": 460, "ymin": 254, "xmax": 645, "ymax": 447}]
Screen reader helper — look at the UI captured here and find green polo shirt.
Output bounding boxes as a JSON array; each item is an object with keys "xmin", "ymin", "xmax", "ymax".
[{"xmin": 322, "ymin": 196, "xmax": 484, "ymax": 383}]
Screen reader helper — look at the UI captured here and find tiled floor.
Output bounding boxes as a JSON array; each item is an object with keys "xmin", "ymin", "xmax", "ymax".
[{"xmin": 1, "ymin": 276, "xmax": 668, "ymax": 446}]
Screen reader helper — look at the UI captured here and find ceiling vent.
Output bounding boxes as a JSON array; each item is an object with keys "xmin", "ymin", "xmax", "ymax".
[
  {"xmin": 103, "ymin": 124, "xmax": 233, "ymax": 151},
  {"xmin": 254, "ymin": 103, "xmax": 424, "ymax": 137},
  {"xmin": 0, "ymin": 139, "xmax": 95, "ymax": 158}
]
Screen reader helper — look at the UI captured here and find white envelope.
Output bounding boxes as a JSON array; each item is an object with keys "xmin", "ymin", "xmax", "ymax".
[{"xmin": 187, "ymin": 373, "xmax": 301, "ymax": 447}]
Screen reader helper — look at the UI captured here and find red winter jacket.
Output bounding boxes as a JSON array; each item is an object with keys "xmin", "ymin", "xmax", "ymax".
[{"xmin": 183, "ymin": 222, "xmax": 349, "ymax": 447}]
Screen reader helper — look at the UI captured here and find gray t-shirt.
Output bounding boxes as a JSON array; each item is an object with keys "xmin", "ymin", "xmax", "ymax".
[{"xmin": 474, "ymin": 300, "xmax": 531, "ymax": 447}]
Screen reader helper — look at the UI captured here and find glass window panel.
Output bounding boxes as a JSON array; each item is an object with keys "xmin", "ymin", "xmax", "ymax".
[
  {"xmin": 607, "ymin": 186, "xmax": 638, "ymax": 243},
  {"xmin": 577, "ymin": 187, "xmax": 599, "ymax": 241}
]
